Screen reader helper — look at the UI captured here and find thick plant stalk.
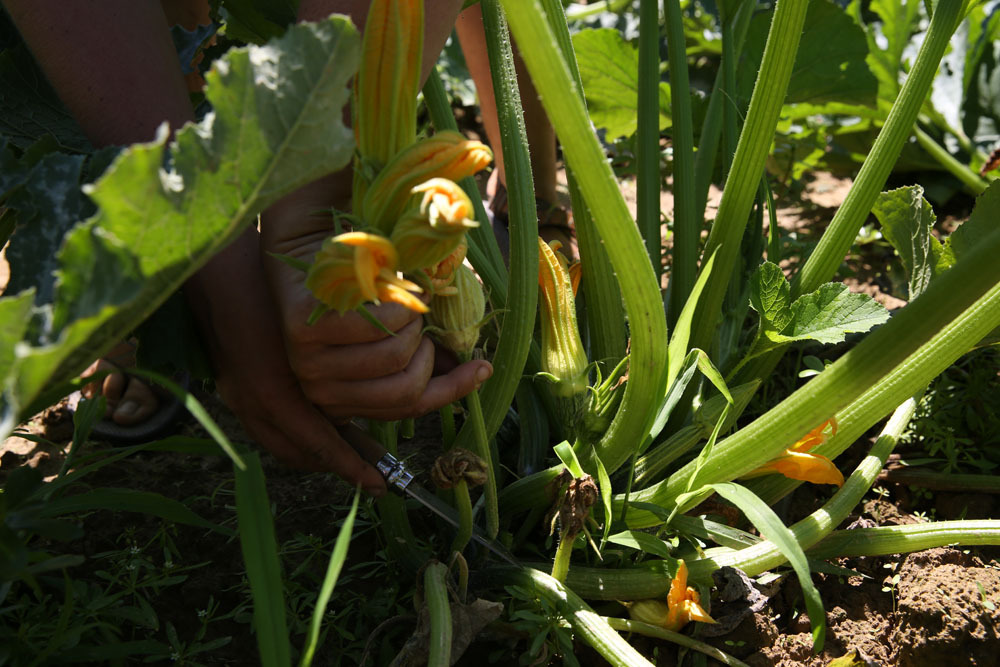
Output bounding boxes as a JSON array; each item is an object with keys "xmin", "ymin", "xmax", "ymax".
[
  {"xmin": 465, "ymin": 388, "xmax": 499, "ymax": 538},
  {"xmin": 619, "ymin": 225, "xmax": 1000, "ymax": 527},
  {"xmin": 637, "ymin": 0, "xmax": 663, "ymax": 285},
  {"xmin": 452, "ymin": 0, "xmax": 539, "ymax": 460},
  {"xmin": 806, "ymin": 521, "xmax": 1000, "ymax": 559},
  {"xmin": 451, "ymin": 478, "xmax": 474, "ymax": 553},
  {"xmin": 502, "ymin": 0, "xmax": 669, "ymax": 473},
  {"xmin": 686, "ymin": 397, "xmax": 917, "ymax": 581},
  {"xmin": 551, "ymin": 533, "xmax": 575, "ymax": 582},
  {"xmin": 663, "ymin": 0, "xmax": 697, "ymax": 325},
  {"xmin": 424, "ymin": 562, "xmax": 452, "ymax": 667},
  {"xmin": 792, "ymin": 0, "xmax": 965, "ymax": 297},
  {"xmin": 540, "ymin": 0, "xmax": 627, "ymax": 367},
  {"xmin": 604, "ymin": 618, "xmax": 749, "ymax": 667},
  {"xmin": 495, "ymin": 567, "xmax": 655, "ymax": 667},
  {"xmin": 688, "ymin": 0, "xmax": 808, "ymax": 355}
]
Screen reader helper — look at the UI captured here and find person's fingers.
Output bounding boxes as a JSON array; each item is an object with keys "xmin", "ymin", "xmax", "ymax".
[
  {"xmin": 293, "ymin": 301, "xmax": 422, "ymax": 346},
  {"xmin": 326, "ymin": 359, "xmax": 494, "ymax": 421},
  {"xmin": 314, "ymin": 337, "xmax": 437, "ymax": 417},
  {"xmin": 112, "ymin": 376, "xmax": 159, "ymax": 425},
  {"xmin": 235, "ymin": 391, "xmax": 387, "ymax": 496},
  {"xmin": 291, "ymin": 317, "xmax": 424, "ymax": 383}
]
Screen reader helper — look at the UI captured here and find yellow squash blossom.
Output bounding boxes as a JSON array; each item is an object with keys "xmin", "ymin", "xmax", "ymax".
[
  {"xmin": 748, "ymin": 418, "xmax": 844, "ymax": 487},
  {"xmin": 354, "ymin": 0, "xmax": 422, "ymax": 166},
  {"xmin": 391, "ymin": 178, "xmax": 479, "ymax": 273},
  {"xmin": 306, "ymin": 232, "xmax": 427, "ymax": 315},
  {"xmin": 361, "ymin": 131, "xmax": 492, "ymax": 233},
  {"xmin": 625, "ymin": 560, "xmax": 715, "ymax": 632},
  {"xmin": 538, "ymin": 238, "xmax": 588, "ymax": 399},
  {"xmin": 422, "ymin": 239, "xmax": 467, "ymax": 295}
]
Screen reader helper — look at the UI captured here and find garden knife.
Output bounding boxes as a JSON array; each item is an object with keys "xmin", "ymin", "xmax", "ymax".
[{"xmin": 339, "ymin": 423, "xmax": 521, "ymax": 567}]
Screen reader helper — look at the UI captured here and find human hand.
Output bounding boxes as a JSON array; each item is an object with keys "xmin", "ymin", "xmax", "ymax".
[
  {"xmin": 260, "ymin": 174, "xmax": 492, "ymax": 423},
  {"xmin": 186, "ymin": 229, "xmax": 392, "ymax": 495}
]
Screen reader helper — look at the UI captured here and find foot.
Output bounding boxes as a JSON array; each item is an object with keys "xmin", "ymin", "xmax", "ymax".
[{"xmin": 81, "ymin": 341, "xmax": 160, "ymax": 425}]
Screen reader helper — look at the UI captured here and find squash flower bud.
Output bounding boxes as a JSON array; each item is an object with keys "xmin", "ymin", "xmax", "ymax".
[
  {"xmin": 537, "ymin": 238, "xmax": 589, "ymax": 434},
  {"xmin": 422, "ymin": 239, "xmax": 467, "ymax": 294},
  {"xmin": 425, "ymin": 264, "xmax": 486, "ymax": 360},
  {"xmin": 306, "ymin": 231, "xmax": 427, "ymax": 315},
  {"xmin": 391, "ymin": 178, "xmax": 479, "ymax": 273},
  {"xmin": 361, "ymin": 131, "xmax": 492, "ymax": 234}
]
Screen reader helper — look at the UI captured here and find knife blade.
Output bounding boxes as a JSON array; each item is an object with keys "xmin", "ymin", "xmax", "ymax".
[{"xmin": 340, "ymin": 423, "xmax": 521, "ymax": 567}]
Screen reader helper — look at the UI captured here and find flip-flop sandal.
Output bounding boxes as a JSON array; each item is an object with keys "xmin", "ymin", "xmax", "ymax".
[
  {"xmin": 488, "ymin": 183, "xmax": 575, "ymax": 262},
  {"xmin": 67, "ymin": 371, "xmax": 190, "ymax": 444}
]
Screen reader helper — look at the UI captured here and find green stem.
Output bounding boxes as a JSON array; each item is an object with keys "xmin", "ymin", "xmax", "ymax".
[
  {"xmin": 637, "ymin": 0, "xmax": 663, "ymax": 286},
  {"xmin": 686, "ymin": 396, "xmax": 917, "ymax": 581},
  {"xmin": 806, "ymin": 520, "xmax": 1000, "ymax": 559},
  {"xmin": 502, "ymin": 0, "xmax": 669, "ymax": 474},
  {"xmin": 541, "ymin": 0, "xmax": 628, "ymax": 368},
  {"xmin": 465, "ymin": 387, "xmax": 499, "ymax": 538},
  {"xmin": 664, "ymin": 0, "xmax": 697, "ymax": 327},
  {"xmin": 451, "ymin": 479, "xmax": 473, "ymax": 554},
  {"xmin": 440, "ymin": 404, "xmax": 456, "ymax": 449},
  {"xmin": 424, "ymin": 562, "xmax": 452, "ymax": 667},
  {"xmin": 452, "ymin": 0, "xmax": 539, "ymax": 460},
  {"xmin": 492, "ymin": 567, "xmax": 655, "ymax": 667},
  {"xmin": 878, "ymin": 468, "xmax": 1000, "ymax": 493},
  {"xmin": 551, "ymin": 531, "xmax": 575, "ymax": 582},
  {"xmin": 914, "ymin": 124, "xmax": 988, "ymax": 194},
  {"xmin": 620, "ymin": 224, "xmax": 1000, "ymax": 527},
  {"xmin": 792, "ymin": 0, "xmax": 964, "ymax": 297},
  {"xmin": 603, "ymin": 618, "xmax": 749, "ymax": 667},
  {"xmin": 690, "ymin": 0, "xmax": 808, "ymax": 355}
]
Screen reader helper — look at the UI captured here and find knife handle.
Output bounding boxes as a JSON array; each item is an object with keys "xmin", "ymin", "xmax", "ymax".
[{"xmin": 339, "ymin": 422, "xmax": 415, "ymax": 491}]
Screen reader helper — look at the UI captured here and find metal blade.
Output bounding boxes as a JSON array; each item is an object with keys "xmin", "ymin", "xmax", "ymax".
[{"xmin": 404, "ymin": 483, "xmax": 521, "ymax": 567}]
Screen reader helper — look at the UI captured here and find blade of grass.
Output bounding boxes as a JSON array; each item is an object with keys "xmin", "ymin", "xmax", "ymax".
[
  {"xmin": 299, "ymin": 486, "xmax": 361, "ymax": 667},
  {"xmin": 234, "ymin": 452, "xmax": 291, "ymax": 667}
]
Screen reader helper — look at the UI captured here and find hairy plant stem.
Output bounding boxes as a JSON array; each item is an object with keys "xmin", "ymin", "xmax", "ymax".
[
  {"xmin": 451, "ymin": 478, "xmax": 473, "ymax": 554},
  {"xmin": 619, "ymin": 224, "xmax": 1000, "ymax": 527},
  {"xmin": 440, "ymin": 404, "xmax": 456, "ymax": 449},
  {"xmin": 689, "ymin": 0, "xmax": 808, "ymax": 356},
  {"xmin": 806, "ymin": 521, "xmax": 1000, "ymax": 559},
  {"xmin": 551, "ymin": 532, "xmax": 575, "ymax": 582},
  {"xmin": 451, "ymin": 0, "xmax": 539, "ymax": 468},
  {"xmin": 603, "ymin": 618, "xmax": 749, "ymax": 667},
  {"xmin": 686, "ymin": 397, "xmax": 917, "ymax": 581},
  {"xmin": 424, "ymin": 562, "xmax": 452, "ymax": 667},
  {"xmin": 465, "ymin": 387, "xmax": 499, "ymax": 538},
  {"xmin": 792, "ymin": 0, "xmax": 965, "ymax": 297},
  {"xmin": 637, "ymin": 0, "xmax": 662, "ymax": 286},
  {"xmin": 501, "ymin": 0, "xmax": 668, "ymax": 475},
  {"xmin": 491, "ymin": 567, "xmax": 655, "ymax": 666}
]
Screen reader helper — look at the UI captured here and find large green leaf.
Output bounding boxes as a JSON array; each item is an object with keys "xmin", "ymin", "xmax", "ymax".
[
  {"xmin": 572, "ymin": 27, "xmax": 670, "ymax": 140},
  {"xmin": 0, "ymin": 16, "xmax": 359, "ymax": 434},
  {"xmin": 741, "ymin": 0, "xmax": 877, "ymax": 108}
]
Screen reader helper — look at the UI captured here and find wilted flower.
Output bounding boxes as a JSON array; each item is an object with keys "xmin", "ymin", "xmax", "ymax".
[
  {"xmin": 422, "ymin": 239, "xmax": 467, "ymax": 294},
  {"xmin": 391, "ymin": 178, "xmax": 479, "ymax": 273},
  {"xmin": 431, "ymin": 448, "xmax": 488, "ymax": 489},
  {"xmin": 306, "ymin": 232, "xmax": 427, "ymax": 315},
  {"xmin": 748, "ymin": 418, "xmax": 844, "ymax": 486}
]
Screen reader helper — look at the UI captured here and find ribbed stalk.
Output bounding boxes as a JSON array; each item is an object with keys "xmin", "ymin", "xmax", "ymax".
[
  {"xmin": 604, "ymin": 618, "xmax": 749, "ymax": 667},
  {"xmin": 424, "ymin": 562, "xmax": 452, "ymax": 667},
  {"xmin": 452, "ymin": 0, "xmax": 538, "ymax": 461},
  {"xmin": 464, "ymin": 387, "xmax": 499, "ymax": 538},
  {"xmin": 792, "ymin": 0, "xmax": 964, "ymax": 297},
  {"xmin": 502, "ymin": 0, "xmax": 669, "ymax": 473},
  {"xmin": 806, "ymin": 521, "xmax": 1000, "ymax": 559},
  {"xmin": 689, "ymin": 0, "xmax": 808, "ymax": 355},
  {"xmin": 540, "ymin": 0, "xmax": 627, "ymax": 367},
  {"xmin": 494, "ymin": 567, "xmax": 655, "ymax": 667},
  {"xmin": 421, "ymin": 69, "xmax": 508, "ymax": 308},
  {"xmin": 551, "ymin": 533, "xmax": 575, "ymax": 582},
  {"xmin": 619, "ymin": 225, "xmax": 1000, "ymax": 527},
  {"xmin": 664, "ymin": 0, "xmax": 697, "ymax": 327},
  {"xmin": 686, "ymin": 397, "xmax": 917, "ymax": 581},
  {"xmin": 637, "ymin": 0, "xmax": 663, "ymax": 285},
  {"xmin": 451, "ymin": 478, "xmax": 473, "ymax": 554}
]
